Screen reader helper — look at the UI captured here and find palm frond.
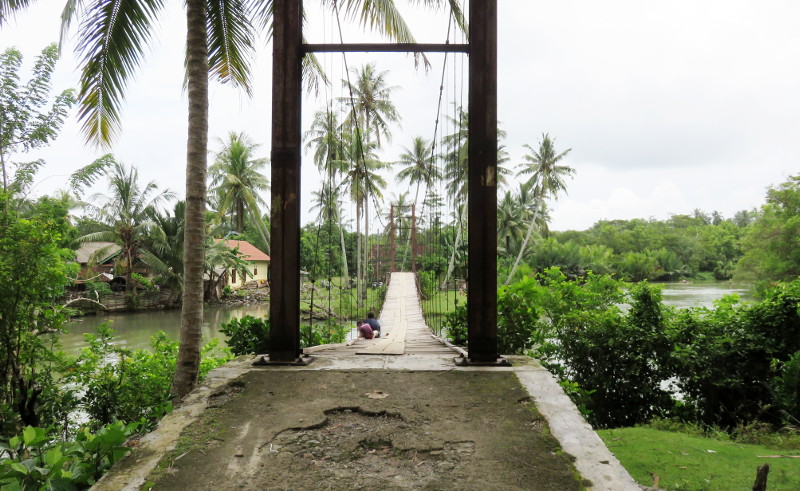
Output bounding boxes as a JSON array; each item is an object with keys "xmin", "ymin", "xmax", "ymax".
[
  {"xmin": 0, "ymin": 0, "xmax": 34, "ymax": 26},
  {"xmin": 75, "ymin": 0, "xmax": 166, "ymax": 145},
  {"xmin": 207, "ymin": 0, "xmax": 256, "ymax": 94}
]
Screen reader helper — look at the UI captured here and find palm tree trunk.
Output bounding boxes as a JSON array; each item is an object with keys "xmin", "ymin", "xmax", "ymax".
[
  {"xmin": 504, "ymin": 201, "xmax": 540, "ymax": 285},
  {"xmin": 443, "ymin": 201, "xmax": 465, "ymax": 287},
  {"xmin": 172, "ymin": 0, "xmax": 208, "ymax": 402}
]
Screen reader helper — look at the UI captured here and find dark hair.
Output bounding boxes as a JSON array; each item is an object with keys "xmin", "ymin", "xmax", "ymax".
[{"xmin": 367, "ymin": 312, "xmax": 375, "ymax": 318}]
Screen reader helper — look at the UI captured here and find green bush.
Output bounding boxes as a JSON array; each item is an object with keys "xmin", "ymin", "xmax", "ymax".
[
  {"xmin": 221, "ymin": 284, "xmax": 233, "ymax": 298},
  {"xmin": 773, "ymin": 351, "xmax": 800, "ymax": 424},
  {"xmin": 84, "ymin": 280, "xmax": 112, "ymax": 298},
  {"xmin": 130, "ymin": 273, "xmax": 154, "ymax": 291},
  {"xmin": 64, "ymin": 325, "xmax": 230, "ymax": 430},
  {"xmin": 417, "ymin": 271, "xmax": 437, "ymax": 300},
  {"xmin": 0, "ymin": 422, "xmax": 137, "ymax": 489},
  {"xmin": 443, "ymin": 303, "xmax": 467, "ymax": 346},
  {"xmin": 220, "ymin": 315, "xmax": 271, "ymax": 356}
]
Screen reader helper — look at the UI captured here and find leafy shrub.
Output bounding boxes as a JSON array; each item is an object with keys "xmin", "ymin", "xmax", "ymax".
[
  {"xmin": 220, "ymin": 315, "xmax": 271, "ymax": 356},
  {"xmin": 497, "ymin": 282, "xmax": 547, "ymax": 355},
  {"xmin": 302, "ymin": 321, "xmax": 348, "ymax": 347},
  {"xmin": 221, "ymin": 284, "xmax": 233, "ymax": 298},
  {"xmin": 417, "ymin": 271, "xmax": 437, "ymax": 300},
  {"xmin": 65, "ymin": 326, "xmax": 176, "ymax": 429},
  {"xmin": 64, "ymin": 325, "xmax": 230, "ymax": 430},
  {"xmin": 0, "ymin": 422, "xmax": 137, "ymax": 489},
  {"xmin": 84, "ymin": 280, "xmax": 112, "ymax": 298},
  {"xmin": 443, "ymin": 303, "xmax": 467, "ymax": 346},
  {"xmin": 773, "ymin": 351, "xmax": 800, "ymax": 424},
  {"xmin": 130, "ymin": 273, "xmax": 154, "ymax": 291}
]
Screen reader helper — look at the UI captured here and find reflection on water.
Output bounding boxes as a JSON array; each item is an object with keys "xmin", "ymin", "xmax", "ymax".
[
  {"xmin": 658, "ymin": 281, "xmax": 753, "ymax": 309},
  {"xmin": 62, "ymin": 304, "xmax": 270, "ymax": 356}
]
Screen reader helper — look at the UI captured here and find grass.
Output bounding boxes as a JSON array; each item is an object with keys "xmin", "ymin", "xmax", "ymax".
[
  {"xmin": 420, "ymin": 289, "xmax": 465, "ymax": 334},
  {"xmin": 299, "ymin": 276, "xmax": 386, "ymax": 321},
  {"xmin": 598, "ymin": 427, "xmax": 800, "ymax": 490}
]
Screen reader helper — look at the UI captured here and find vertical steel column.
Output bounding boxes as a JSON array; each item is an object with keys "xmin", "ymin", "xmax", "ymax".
[
  {"xmin": 467, "ymin": 0, "xmax": 499, "ymax": 362},
  {"xmin": 269, "ymin": 0, "xmax": 303, "ymax": 362}
]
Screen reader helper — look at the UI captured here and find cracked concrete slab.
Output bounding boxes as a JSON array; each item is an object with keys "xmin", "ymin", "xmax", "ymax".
[{"xmin": 94, "ymin": 353, "xmax": 638, "ymax": 490}]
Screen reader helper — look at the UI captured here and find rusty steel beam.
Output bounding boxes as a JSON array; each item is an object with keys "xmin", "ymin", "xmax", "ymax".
[
  {"xmin": 467, "ymin": 0, "xmax": 499, "ymax": 363},
  {"xmin": 303, "ymin": 43, "xmax": 469, "ymax": 53},
  {"xmin": 269, "ymin": 0, "xmax": 303, "ymax": 362}
]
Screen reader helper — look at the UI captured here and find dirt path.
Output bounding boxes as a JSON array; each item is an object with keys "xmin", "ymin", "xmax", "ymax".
[{"xmin": 143, "ymin": 370, "xmax": 583, "ymax": 490}]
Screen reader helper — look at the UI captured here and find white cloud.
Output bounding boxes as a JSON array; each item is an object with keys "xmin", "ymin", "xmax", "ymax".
[{"xmin": 2, "ymin": 0, "xmax": 799, "ymax": 233}]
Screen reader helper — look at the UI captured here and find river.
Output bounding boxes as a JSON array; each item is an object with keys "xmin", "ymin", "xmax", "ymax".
[
  {"xmin": 61, "ymin": 281, "xmax": 753, "ymax": 355},
  {"xmin": 657, "ymin": 280, "xmax": 754, "ymax": 309},
  {"xmin": 62, "ymin": 303, "xmax": 270, "ymax": 356}
]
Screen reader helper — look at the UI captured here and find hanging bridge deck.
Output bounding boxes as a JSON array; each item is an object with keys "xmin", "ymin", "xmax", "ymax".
[{"xmin": 304, "ymin": 272, "xmax": 455, "ymax": 357}]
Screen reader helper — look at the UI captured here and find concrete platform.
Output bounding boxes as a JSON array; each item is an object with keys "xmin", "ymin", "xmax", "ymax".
[{"xmin": 93, "ymin": 272, "xmax": 639, "ymax": 490}]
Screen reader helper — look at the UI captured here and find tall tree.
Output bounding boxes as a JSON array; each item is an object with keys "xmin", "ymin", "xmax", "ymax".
[
  {"xmin": 736, "ymin": 175, "xmax": 800, "ymax": 284},
  {"xmin": 305, "ymin": 107, "xmax": 349, "ymax": 280},
  {"xmin": 505, "ymin": 133, "xmax": 575, "ymax": 284},
  {"xmin": 441, "ymin": 106, "xmax": 509, "ymax": 285},
  {"xmin": 209, "ymin": 131, "xmax": 269, "ymax": 244},
  {"xmin": 342, "ymin": 63, "xmax": 400, "ymax": 148},
  {"xmin": 341, "ymin": 64, "xmax": 398, "ymax": 301},
  {"xmin": 78, "ymin": 158, "xmax": 175, "ymax": 295},
  {"xmin": 395, "ymin": 136, "xmax": 438, "ymax": 270},
  {"xmin": 0, "ymin": 44, "xmax": 75, "ymax": 194},
  {"xmin": 309, "ymin": 180, "xmax": 349, "ymax": 280},
  {"xmin": 4, "ymin": 0, "xmax": 462, "ymax": 398},
  {"xmin": 339, "ymin": 129, "xmax": 388, "ymax": 304}
]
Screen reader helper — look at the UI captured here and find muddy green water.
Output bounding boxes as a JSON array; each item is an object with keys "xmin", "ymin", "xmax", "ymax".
[
  {"xmin": 62, "ymin": 304, "xmax": 269, "ymax": 356},
  {"xmin": 62, "ymin": 281, "xmax": 753, "ymax": 356},
  {"xmin": 657, "ymin": 280, "xmax": 754, "ymax": 309}
]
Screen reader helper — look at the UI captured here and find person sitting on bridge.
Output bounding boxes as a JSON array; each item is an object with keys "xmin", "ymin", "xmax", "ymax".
[
  {"xmin": 362, "ymin": 312, "xmax": 381, "ymax": 338},
  {"xmin": 357, "ymin": 321, "xmax": 375, "ymax": 339}
]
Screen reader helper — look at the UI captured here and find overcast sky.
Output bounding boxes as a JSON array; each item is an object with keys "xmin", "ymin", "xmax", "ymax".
[{"xmin": 2, "ymin": 0, "xmax": 798, "ymax": 231}]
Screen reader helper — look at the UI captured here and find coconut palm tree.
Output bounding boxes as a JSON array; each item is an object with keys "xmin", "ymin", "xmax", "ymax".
[
  {"xmin": 341, "ymin": 63, "xmax": 400, "ymax": 149},
  {"xmin": 497, "ymin": 191, "xmax": 526, "ymax": 257},
  {"xmin": 340, "ymin": 63, "xmax": 398, "ymax": 297},
  {"xmin": 78, "ymin": 158, "xmax": 175, "ymax": 296},
  {"xmin": 338, "ymin": 130, "xmax": 388, "ymax": 305},
  {"xmin": 396, "ymin": 136, "xmax": 439, "ymax": 205},
  {"xmin": 309, "ymin": 180, "xmax": 349, "ymax": 281},
  {"xmin": 305, "ymin": 107, "xmax": 350, "ymax": 280},
  {"xmin": 441, "ymin": 106, "xmax": 510, "ymax": 285},
  {"xmin": 4, "ymin": 0, "xmax": 463, "ymax": 398},
  {"xmin": 395, "ymin": 137, "xmax": 438, "ymax": 269},
  {"xmin": 141, "ymin": 201, "xmax": 185, "ymax": 306},
  {"xmin": 505, "ymin": 133, "xmax": 575, "ymax": 285},
  {"xmin": 209, "ymin": 131, "xmax": 270, "ymax": 248}
]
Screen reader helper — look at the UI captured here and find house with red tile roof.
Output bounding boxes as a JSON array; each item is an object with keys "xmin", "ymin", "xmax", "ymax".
[{"xmin": 214, "ymin": 239, "xmax": 271, "ymax": 289}]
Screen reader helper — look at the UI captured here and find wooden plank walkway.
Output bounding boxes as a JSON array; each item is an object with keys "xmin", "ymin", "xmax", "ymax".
[{"xmin": 304, "ymin": 272, "xmax": 454, "ymax": 357}]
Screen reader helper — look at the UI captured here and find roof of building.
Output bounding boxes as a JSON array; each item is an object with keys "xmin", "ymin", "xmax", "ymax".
[
  {"xmin": 215, "ymin": 239, "xmax": 271, "ymax": 262},
  {"xmin": 75, "ymin": 241, "xmax": 121, "ymax": 264}
]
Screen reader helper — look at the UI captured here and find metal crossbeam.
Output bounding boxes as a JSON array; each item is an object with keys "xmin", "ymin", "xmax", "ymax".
[{"xmin": 302, "ymin": 43, "xmax": 469, "ymax": 53}]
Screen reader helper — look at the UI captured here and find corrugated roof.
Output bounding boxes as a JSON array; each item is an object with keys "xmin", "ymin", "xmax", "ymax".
[
  {"xmin": 215, "ymin": 239, "xmax": 270, "ymax": 262},
  {"xmin": 75, "ymin": 242, "xmax": 120, "ymax": 264}
]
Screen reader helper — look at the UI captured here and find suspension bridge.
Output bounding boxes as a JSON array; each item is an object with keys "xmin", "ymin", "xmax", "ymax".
[
  {"xmin": 304, "ymin": 272, "xmax": 455, "ymax": 357},
  {"xmin": 95, "ymin": 1, "xmax": 641, "ymax": 488}
]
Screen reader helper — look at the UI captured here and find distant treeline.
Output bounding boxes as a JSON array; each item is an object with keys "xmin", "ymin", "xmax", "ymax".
[{"xmin": 538, "ymin": 175, "xmax": 800, "ymax": 288}]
